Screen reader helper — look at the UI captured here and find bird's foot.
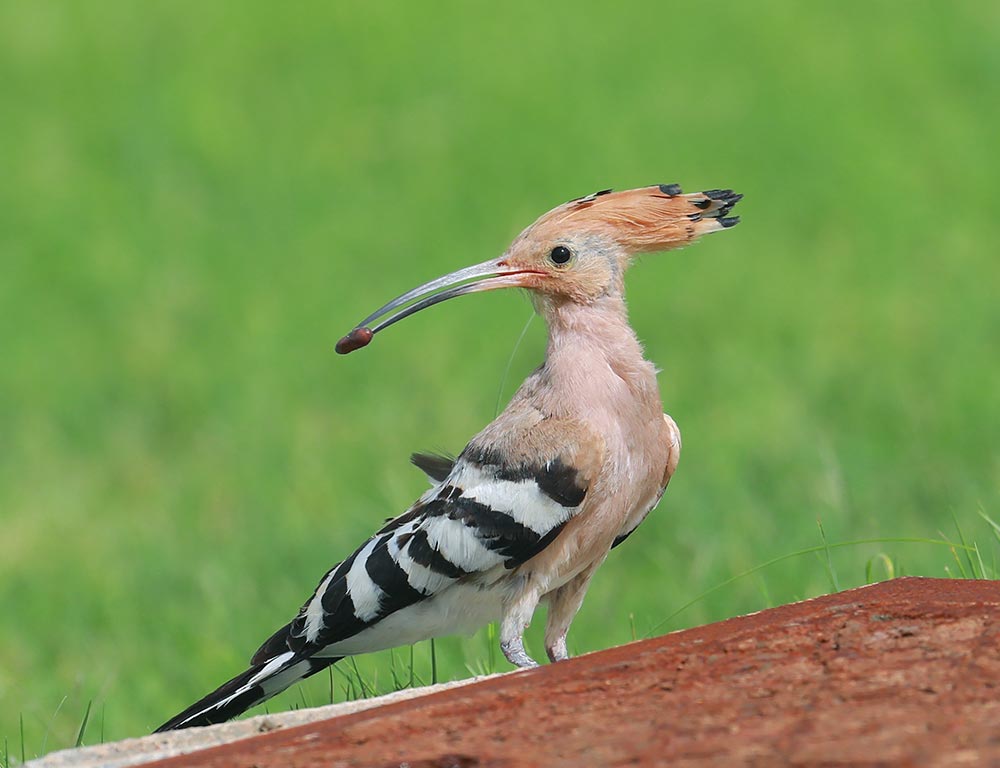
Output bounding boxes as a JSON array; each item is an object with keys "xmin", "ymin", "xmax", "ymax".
[
  {"xmin": 545, "ymin": 636, "xmax": 569, "ymax": 663},
  {"xmin": 501, "ymin": 638, "xmax": 539, "ymax": 668}
]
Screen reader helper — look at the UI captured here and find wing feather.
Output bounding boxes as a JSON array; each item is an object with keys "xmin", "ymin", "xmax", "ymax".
[{"xmin": 275, "ymin": 415, "xmax": 603, "ymax": 655}]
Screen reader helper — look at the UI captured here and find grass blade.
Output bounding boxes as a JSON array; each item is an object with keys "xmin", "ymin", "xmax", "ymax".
[
  {"xmin": 941, "ymin": 529, "xmax": 969, "ymax": 578},
  {"xmin": 388, "ymin": 649, "xmax": 406, "ymax": 691},
  {"xmin": 487, "ymin": 623, "xmax": 497, "ymax": 674},
  {"xmin": 974, "ymin": 542, "xmax": 988, "ymax": 580},
  {"xmin": 40, "ymin": 695, "xmax": 68, "ymax": 758},
  {"xmin": 952, "ymin": 512, "xmax": 978, "ymax": 577},
  {"xmin": 75, "ymin": 701, "xmax": 92, "ymax": 748},
  {"xmin": 333, "ymin": 666, "xmax": 356, "ymax": 701},
  {"xmin": 817, "ymin": 518, "xmax": 840, "ymax": 592},
  {"xmin": 978, "ymin": 510, "xmax": 1000, "ymax": 545},
  {"xmin": 349, "ymin": 658, "xmax": 374, "ymax": 698},
  {"xmin": 430, "ymin": 639, "xmax": 438, "ymax": 685},
  {"xmin": 866, "ymin": 553, "xmax": 896, "ymax": 583}
]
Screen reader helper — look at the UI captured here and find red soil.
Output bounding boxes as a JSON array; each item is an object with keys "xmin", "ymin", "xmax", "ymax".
[{"xmin": 147, "ymin": 577, "xmax": 1000, "ymax": 767}]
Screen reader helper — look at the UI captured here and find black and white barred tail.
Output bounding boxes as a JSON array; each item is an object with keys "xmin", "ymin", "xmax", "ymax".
[{"xmin": 154, "ymin": 652, "xmax": 339, "ymax": 731}]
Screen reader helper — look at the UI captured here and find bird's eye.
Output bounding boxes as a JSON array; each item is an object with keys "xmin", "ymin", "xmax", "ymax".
[{"xmin": 549, "ymin": 245, "xmax": 573, "ymax": 266}]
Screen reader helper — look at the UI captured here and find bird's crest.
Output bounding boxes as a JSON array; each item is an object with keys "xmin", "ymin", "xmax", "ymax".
[{"xmin": 523, "ymin": 184, "xmax": 742, "ymax": 254}]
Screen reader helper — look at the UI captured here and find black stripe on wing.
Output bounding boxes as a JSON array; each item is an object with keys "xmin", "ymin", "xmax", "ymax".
[
  {"xmin": 461, "ymin": 444, "xmax": 588, "ymax": 508},
  {"xmin": 366, "ymin": 535, "xmax": 427, "ymax": 605},
  {"xmin": 377, "ymin": 504, "xmax": 425, "ymax": 535},
  {"xmin": 422, "ymin": 493, "xmax": 564, "ymax": 569},
  {"xmin": 286, "ymin": 528, "xmax": 440, "ymax": 651},
  {"xmin": 403, "ymin": 528, "xmax": 472, "ymax": 578},
  {"xmin": 281, "ymin": 551, "xmax": 370, "ymax": 652},
  {"xmin": 535, "ymin": 457, "xmax": 587, "ymax": 507},
  {"xmin": 252, "ymin": 622, "xmax": 294, "ymax": 665}
]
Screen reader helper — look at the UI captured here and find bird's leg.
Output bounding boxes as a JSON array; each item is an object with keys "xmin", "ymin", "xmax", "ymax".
[
  {"xmin": 543, "ymin": 561, "xmax": 602, "ymax": 663},
  {"xmin": 500, "ymin": 588, "xmax": 541, "ymax": 668},
  {"xmin": 500, "ymin": 636, "xmax": 538, "ymax": 668}
]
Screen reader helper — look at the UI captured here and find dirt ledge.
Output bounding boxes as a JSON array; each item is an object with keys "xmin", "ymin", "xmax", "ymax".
[{"xmin": 35, "ymin": 577, "xmax": 1000, "ymax": 767}]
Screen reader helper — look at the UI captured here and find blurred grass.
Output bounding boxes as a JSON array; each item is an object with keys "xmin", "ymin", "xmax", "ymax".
[{"xmin": 1, "ymin": 0, "xmax": 998, "ymax": 756}]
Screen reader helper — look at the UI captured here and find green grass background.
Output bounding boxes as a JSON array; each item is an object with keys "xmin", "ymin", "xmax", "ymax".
[{"xmin": 1, "ymin": 0, "xmax": 998, "ymax": 757}]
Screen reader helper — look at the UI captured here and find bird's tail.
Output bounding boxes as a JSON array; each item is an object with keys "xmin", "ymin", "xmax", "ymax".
[{"xmin": 154, "ymin": 652, "xmax": 340, "ymax": 731}]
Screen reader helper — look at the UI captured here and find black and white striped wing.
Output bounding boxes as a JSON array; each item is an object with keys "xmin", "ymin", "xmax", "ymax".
[{"xmin": 269, "ymin": 447, "xmax": 589, "ymax": 658}]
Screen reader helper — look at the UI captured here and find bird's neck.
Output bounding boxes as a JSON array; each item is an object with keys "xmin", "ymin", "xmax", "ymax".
[
  {"xmin": 536, "ymin": 295, "xmax": 662, "ymax": 422},
  {"xmin": 544, "ymin": 294, "xmax": 638, "ymax": 358}
]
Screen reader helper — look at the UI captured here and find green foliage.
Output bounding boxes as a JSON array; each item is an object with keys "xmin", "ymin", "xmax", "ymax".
[{"xmin": 1, "ymin": 0, "xmax": 997, "ymax": 759}]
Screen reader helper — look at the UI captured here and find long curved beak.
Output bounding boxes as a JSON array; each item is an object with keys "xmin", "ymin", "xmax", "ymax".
[{"xmin": 336, "ymin": 257, "xmax": 539, "ymax": 354}]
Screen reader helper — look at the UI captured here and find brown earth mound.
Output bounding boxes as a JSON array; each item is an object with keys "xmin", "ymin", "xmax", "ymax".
[{"xmin": 142, "ymin": 577, "xmax": 1000, "ymax": 766}]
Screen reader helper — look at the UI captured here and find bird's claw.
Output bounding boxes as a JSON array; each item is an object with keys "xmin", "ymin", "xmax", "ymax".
[
  {"xmin": 545, "ymin": 636, "xmax": 569, "ymax": 663},
  {"xmin": 501, "ymin": 638, "xmax": 539, "ymax": 668}
]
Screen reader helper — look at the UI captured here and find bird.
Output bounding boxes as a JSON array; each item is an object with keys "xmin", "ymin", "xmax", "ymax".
[{"xmin": 155, "ymin": 183, "xmax": 742, "ymax": 731}]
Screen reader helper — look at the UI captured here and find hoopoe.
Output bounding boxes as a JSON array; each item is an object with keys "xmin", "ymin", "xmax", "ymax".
[{"xmin": 156, "ymin": 184, "xmax": 741, "ymax": 731}]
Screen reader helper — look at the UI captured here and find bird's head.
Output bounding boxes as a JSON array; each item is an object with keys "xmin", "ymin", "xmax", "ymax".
[{"xmin": 336, "ymin": 184, "xmax": 741, "ymax": 353}]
